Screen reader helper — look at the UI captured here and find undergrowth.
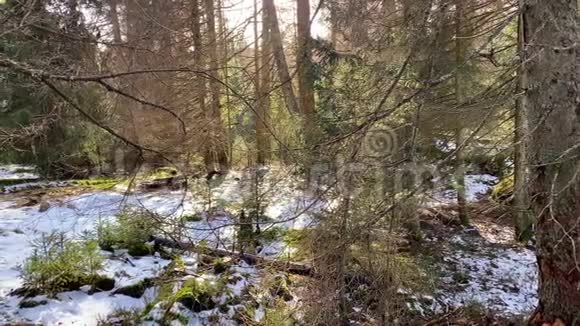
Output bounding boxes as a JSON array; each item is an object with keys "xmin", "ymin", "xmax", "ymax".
[
  {"xmin": 21, "ymin": 232, "xmax": 103, "ymax": 296},
  {"xmin": 96, "ymin": 209, "xmax": 160, "ymax": 256}
]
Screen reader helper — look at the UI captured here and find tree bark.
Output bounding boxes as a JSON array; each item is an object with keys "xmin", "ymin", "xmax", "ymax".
[
  {"xmin": 256, "ymin": 0, "xmax": 272, "ymax": 165},
  {"xmin": 108, "ymin": 0, "xmax": 122, "ymax": 43},
  {"xmin": 454, "ymin": 0, "xmax": 468, "ymax": 226},
  {"xmin": 297, "ymin": 0, "xmax": 317, "ymax": 180},
  {"xmin": 264, "ymin": 0, "xmax": 300, "ymax": 115},
  {"xmin": 191, "ymin": 0, "xmax": 209, "ymax": 171},
  {"xmin": 513, "ymin": 7, "xmax": 532, "ymax": 242},
  {"xmin": 525, "ymin": 0, "xmax": 580, "ymax": 324},
  {"xmin": 204, "ymin": 0, "xmax": 229, "ymax": 171}
]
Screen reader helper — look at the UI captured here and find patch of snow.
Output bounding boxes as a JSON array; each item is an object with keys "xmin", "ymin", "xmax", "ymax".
[
  {"xmin": 0, "ymin": 190, "xmax": 197, "ymax": 324},
  {"xmin": 102, "ymin": 255, "xmax": 171, "ymax": 288},
  {"xmin": 464, "ymin": 174, "xmax": 498, "ymax": 201},
  {"xmin": 1, "ymin": 181, "xmax": 72, "ymax": 194},
  {"xmin": 431, "ymin": 174, "xmax": 498, "ymax": 204},
  {"xmin": 0, "ymin": 169, "xmax": 315, "ymax": 324},
  {"xmin": 2, "ymin": 288, "xmax": 156, "ymax": 326},
  {"xmin": 439, "ymin": 241, "xmax": 538, "ymax": 315},
  {"xmin": 0, "ymin": 165, "xmax": 38, "ymax": 181},
  {"xmin": 473, "ymin": 220, "xmax": 515, "ymax": 245},
  {"xmin": 184, "ymin": 215, "xmax": 236, "ymax": 248}
]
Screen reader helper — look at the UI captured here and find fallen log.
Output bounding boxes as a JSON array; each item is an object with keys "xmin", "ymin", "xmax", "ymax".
[{"xmin": 150, "ymin": 236, "xmax": 314, "ymax": 276}]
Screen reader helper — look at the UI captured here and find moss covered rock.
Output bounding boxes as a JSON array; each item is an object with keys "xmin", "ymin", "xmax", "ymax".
[
  {"xmin": 113, "ymin": 278, "xmax": 154, "ymax": 298},
  {"xmin": 268, "ymin": 274, "xmax": 293, "ymax": 302},
  {"xmin": 491, "ymin": 175, "xmax": 514, "ymax": 201},
  {"xmin": 128, "ymin": 243, "xmax": 154, "ymax": 257},
  {"xmin": 89, "ymin": 276, "xmax": 116, "ymax": 293},
  {"xmin": 174, "ymin": 278, "xmax": 219, "ymax": 312},
  {"xmin": 19, "ymin": 299, "xmax": 48, "ymax": 308}
]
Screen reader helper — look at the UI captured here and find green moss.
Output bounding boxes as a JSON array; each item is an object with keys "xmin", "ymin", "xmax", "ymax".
[
  {"xmin": 262, "ymin": 300, "xmax": 297, "ymax": 326},
  {"xmin": 127, "ymin": 243, "xmax": 153, "ymax": 257},
  {"xmin": 267, "ymin": 274, "xmax": 293, "ymax": 302},
  {"xmin": 19, "ymin": 299, "xmax": 48, "ymax": 308},
  {"xmin": 283, "ymin": 229, "xmax": 308, "ymax": 246},
  {"xmin": 213, "ymin": 258, "xmax": 231, "ymax": 274},
  {"xmin": 181, "ymin": 213, "xmax": 203, "ymax": 222},
  {"xmin": 164, "ymin": 311, "xmax": 189, "ymax": 324},
  {"xmin": 147, "ymin": 167, "xmax": 178, "ymax": 180},
  {"xmin": 491, "ymin": 175, "xmax": 514, "ymax": 201},
  {"xmin": 141, "ymin": 281, "xmax": 175, "ymax": 317},
  {"xmin": 113, "ymin": 278, "xmax": 154, "ymax": 298},
  {"xmin": 90, "ymin": 275, "xmax": 115, "ymax": 293},
  {"xmin": 174, "ymin": 278, "xmax": 221, "ymax": 312},
  {"xmin": 73, "ymin": 178, "xmax": 122, "ymax": 190}
]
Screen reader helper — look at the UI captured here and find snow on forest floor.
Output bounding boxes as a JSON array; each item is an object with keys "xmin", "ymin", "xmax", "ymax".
[
  {"xmin": 0, "ymin": 168, "xmax": 318, "ymax": 325},
  {"xmin": 431, "ymin": 174, "xmax": 499, "ymax": 204},
  {"xmin": 423, "ymin": 216, "xmax": 538, "ymax": 316},
  {"xmin": 0, "ymin": 168, "xmax": 537, "ymax": 324},
  {"xmin": 0, "ymin": 165, "xmax": 38, "ymax": 181}
]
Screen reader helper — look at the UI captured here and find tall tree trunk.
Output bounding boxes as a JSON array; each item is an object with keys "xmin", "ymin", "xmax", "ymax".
[
  {"xmin": 121, "ymin": 0, "xmax": 143, "ymax": 172},
  {"xmin": 191, "ymin": 0, "xmax": 209, "ymax": 171},
  {"xmin": 264, "ymin": 0, "xmax": 300, "ymax": 115},
  {"xmin": 205, "ymin": 0, "xmax": 229, "ymax": 171},
  {"xmin": 454, "ymin": 0, "xmax": 468, "ymax": 226},
  {"xmin": 108, "ymin": 0, "xmax": 122, "ymax": 43},
  {"xmin": 255, "ymin": 0, "xmax": 271, "ymax": 165},
  {"xmin": 513, "ymin": 7, "xmax": 532, "ymax": 242},
  {"xmin": 525, "ymin": 0, "xmax": 580, "ymax": 324},
  {"xmin": 297, "ymin": 0, "xmax": 317, "ymax": 179},
  {"xmin": 218, "ymin": 0, "xmax": 233, "ymax": 163}
]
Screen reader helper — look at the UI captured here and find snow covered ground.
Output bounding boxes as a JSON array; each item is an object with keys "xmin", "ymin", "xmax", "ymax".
[
  {"xmin": 0, "ymin": 165, "xmax": 38, "ymax": 181},
  {"xmin": 431, "ymin": 174, "xmax": 498, "ymax": 204},
  {"xmin": 0, "ymin": 191, "xmax": 180, "ymax": 324},
  {"xmin": 433, "ymin": 221, "xmax": 538, "ymax": 316},
  {"xmin": 0, "ymin": 168, "xmax": 317, "ymax": 325},
  {"xmin": 1, "ymin": 180, "xmax": 72, "ymax": 194},
  {"xmin": 0, "ymin": 167, "xmax": 537, "ymax": 324}
]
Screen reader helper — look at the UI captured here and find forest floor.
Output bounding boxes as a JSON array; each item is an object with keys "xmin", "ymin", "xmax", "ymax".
[
  {"xmin": 416, "ymin": 205, "xmax": 537, "ymax": 317},
  {"xmin": 0, "ymin": 165, "xmax": 536, "ymax": 325}
]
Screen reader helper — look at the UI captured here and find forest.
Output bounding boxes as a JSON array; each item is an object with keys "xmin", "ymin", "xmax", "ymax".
[{"xmin": 0, "ymin": 0, "xmax": 578, "ymax": 325}]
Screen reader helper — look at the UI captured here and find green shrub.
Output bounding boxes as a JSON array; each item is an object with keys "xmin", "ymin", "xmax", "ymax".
[
  {"xmin": 258, "ymin": 227, "xmax": 286, "ymax": 242},
  {"xmin": 262, "ymin": 300, "xmax": 297, "ymax": 326},
  {"xmin": 97, "ymin": 308, "xmax": 142, "ymax": 326},
  {"xmin": 174, "ymin": 278, "xmax": 224, "ymax": 312},
  {"xmin": 22, "ymin": 233, "xmax": 104, "ymax": 296},
  {"xmin": 95, "ymin": 219, "xmax": 117, "ymax": 251},
  {"xmin": 127, "ymin": 243, "xmax": 154, "ymax": 257},
  {"xmin": 96, "ymin": 209, "xmax": 159, "ymax": 254}
]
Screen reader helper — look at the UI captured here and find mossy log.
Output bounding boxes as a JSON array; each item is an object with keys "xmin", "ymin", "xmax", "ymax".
[
  {"xmin": 151, "ymin": 236, "xmax": 372, "ymax": 287},
  {"xmin": 150, "ymin": 236, "xmax": 313, "ymax": 276}
]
